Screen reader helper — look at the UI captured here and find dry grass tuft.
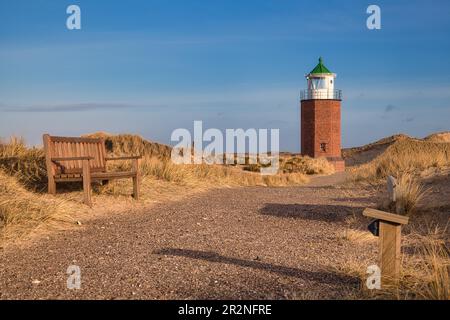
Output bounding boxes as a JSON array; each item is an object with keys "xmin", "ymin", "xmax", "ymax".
[
  {"xmin": 262, "ymin": 172, "xmax": 309, "ymax": 186},
  {"xmin": 413, "ymin": 237, "xmax": 449, "ymax": 299},
  {"xmin": 394, "ymin": 232, "xmax": 450, "ymax": 300},
  {"xmin": 281, "ymin": 156, "xmax": 335, "ymax": 175},
  {"xmin": 84, "ymin": 132, "xmax": 172, "ymax": 159},
  {"xmin": 393, "ymin": 174, "xmax": 428, "ymax": 216},
  {"xmin": 0, "ymin": 170, "xmax": 84, "ymax": 242},
  {"xmin": 342, "ymin": 229, "xmax": 377, "ymax": 244},
  {"xmin": 105, "ymin": 155, "xmax": 309, "ymax": 192},
  {"xmin": 244, "ymin": 155, "xmax": 335, "ymax": 175},
  {"xmin": 378, "ymin": 173, "xmax": 429, "ymax": 217},
  {"xmin": 0, "ymin": 137, "xmax": 47, "ymax": 191}
]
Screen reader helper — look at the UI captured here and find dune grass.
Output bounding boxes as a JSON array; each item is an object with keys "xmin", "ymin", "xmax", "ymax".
[
  {"xmin": 377, "ymin": 173, "xmax": 429, "ymax": 217},
  {"xmin": 244, "ymin": 155, "xmax": 335, "ymax": 175},
  {"xmin": 339, "ymin": 210, "xmax": 449, "ymax": 300},
  {"xmin": 0, "ymin": 135, "xmax": 309, "ymax": 191},
  {"xmin": 341, "ymin": 174, "xmax": 449, "ymax": 300},
  {"xmin": 0, "ymin": 136, "xmax": 47, "ymax": 191},
  {"xmin": 403, "ymin": 233, "xmax": 449, "ymax": 300},
  {"xmin": 0, "ymin": 170, "xmax": 86, "ymax": 242},
  {"xmin": 351, "ymin": 138, "xmax": 450, "ymax": 182},
  {"xmin": 383, "ymin": 229, "xmax": 448, "ymax": 300},
  {"xmin": 0, "ymin": 134, "xmax": 310, "ymax": 242},
  {"xmin": 344, "ymin": 136, "xmax": 450, "ymax": 299},
  {"xmin": 392, "ymin": 174, "xmax": 428, "ymax": 216},
  {"xmin": 84, "ymin": 132, "xmax": 172, "ymax": 159}
]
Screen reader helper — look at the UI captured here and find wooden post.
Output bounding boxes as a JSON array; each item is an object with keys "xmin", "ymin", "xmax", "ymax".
[
  {"xmin": 379, "ymin": 221, "xmax": 401, "ymax": 283},
  {"xmin": 43, "ymin": 134, "xmax": 56, "ymax": 195},
  {"xmin": 82, "ymin": 159, "xmax": 92, "ymax": 206},
  {"xmin": 132, "ymin": 158, "xmax": 140, "ymax": 200},
  {"xmin": 363, "ymin": 208, "xmax": 409, "ymax": 286}
]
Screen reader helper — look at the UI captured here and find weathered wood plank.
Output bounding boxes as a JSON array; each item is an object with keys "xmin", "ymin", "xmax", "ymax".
[
  {"xmin": 89, "ymin": 143, "xmax": 97, "ymax": 169},
  {"xmin": 52, "ymin": 156, "xmax": 94, "ymax": 161},
  {"xmin": 55, "ymin": 174, "xmax": 82, "ymax": 182},
  {"xmin": 132, "ymin": 158, "xmax": 140, "ymax": 200},
  {"xmin": 63, "ymin": 142, "xmax": 71, "ymax": 169},
  {"xmin": 43, "ymin": 134, "xmax": 56, "ymax": 195},
  {"xmin": 70, "ymin": 142, "xmax": 77, "ymax": 170},
  {"xmin": 379, "ymin": 221, "xmax": 401, "ymax": 285},
  {"xmin": 82, "ymin": 159, "xmax": 92, "ymax": 206},
  {"xmin": 50, "ymin": 136, "xmax": 103, "ymax": 143},
  {"xmin": 99, "ymin": 139, "xmax": 106, "ymax": 168},
  {"xmin": 75, "ymin": 141, "xmax": 82, "ymax": 168},
  {"xmin": 91, "ymin": 171, "xmax": 136, "ymax": 179},
  {"xmin": 363, "ymin": 208, "xmax": 409, "ymax": 225},
  {"xmin": 105, "ymin": 156, "xmax": 142, "ymax": 160},
  {"xmin": 96, "ymin": 143, "xmax": 103, "ymax": 168}
]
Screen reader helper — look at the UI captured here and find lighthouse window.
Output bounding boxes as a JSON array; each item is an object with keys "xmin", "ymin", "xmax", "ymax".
[
  {"xmin": 311, "ymin": 78, "xmax": 327, "ymax": 89},
  {"xmin": 320, "ymin": 143, "xmax": 328, "ymax": 152}
]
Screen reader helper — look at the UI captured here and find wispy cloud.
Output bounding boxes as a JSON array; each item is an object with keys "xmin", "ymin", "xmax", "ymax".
[
  {"xmin": 0, "ymin": 103, "xmax": 166, "ymax": 113},
  {"xmin": 0, "ymin": 87, "xmax": 299, "ymax": 113}
]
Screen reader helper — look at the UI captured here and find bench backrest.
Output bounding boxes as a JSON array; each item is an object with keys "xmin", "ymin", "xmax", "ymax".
[{"xmin": 43, "ymin": 134, "xmax": 107, "ymax": 175}]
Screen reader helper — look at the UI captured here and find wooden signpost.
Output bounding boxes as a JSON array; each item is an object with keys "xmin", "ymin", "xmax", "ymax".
[{"xmin": 363, "ymin": 207, "xmax": 409, "ymax": 285}]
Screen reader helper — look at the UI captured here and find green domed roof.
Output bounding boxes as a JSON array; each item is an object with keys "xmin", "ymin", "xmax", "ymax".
[{"xmin": 309, "ymin": 57, "xmax": 332, "ymax": 74}]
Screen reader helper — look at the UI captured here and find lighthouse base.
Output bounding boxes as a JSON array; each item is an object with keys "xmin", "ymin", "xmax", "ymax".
[{"xmin": 327, "ymin": 157, "xmax": 346, "ymax": 172}]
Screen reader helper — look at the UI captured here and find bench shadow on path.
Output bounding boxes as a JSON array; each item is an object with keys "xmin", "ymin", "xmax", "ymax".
[
  {"xmin": 154, "ymin": 248, "xmax": 359, "ymax": 287},
  {"xmin": 259, "ymin": 203, "xmax": 364, "ymax": 223}
]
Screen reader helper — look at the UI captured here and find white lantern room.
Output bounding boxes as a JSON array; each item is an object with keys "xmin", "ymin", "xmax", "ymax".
[{"xmin": 302, "ymin": 57, "xmax": 340, "ymax": 100}]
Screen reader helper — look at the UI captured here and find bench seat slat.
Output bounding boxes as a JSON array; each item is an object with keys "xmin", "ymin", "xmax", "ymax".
[
  {"xmin": 91, "ymin": 171, "xmax": 137, "ymax": 179},
  {"xmin": 55, "ymin": 171, "xmax": 136, "ymax": 182}
]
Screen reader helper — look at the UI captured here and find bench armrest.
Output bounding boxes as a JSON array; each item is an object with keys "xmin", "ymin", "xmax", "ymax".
[
  {"xmin": 51, "ymin": 156, "xmax": 94, "ymax": 161},
  {"xmin": 105, "ymin": 156, "xmax": 142, "ymax": 161}
]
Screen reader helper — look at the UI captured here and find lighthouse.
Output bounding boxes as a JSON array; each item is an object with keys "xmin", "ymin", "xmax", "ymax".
[{"xmin": 300, "ymin": 57, "xmax": 345, "ymax": 172}]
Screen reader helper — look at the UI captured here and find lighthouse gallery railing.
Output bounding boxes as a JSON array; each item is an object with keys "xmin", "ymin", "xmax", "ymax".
[{"xmin": 300, "ymin": 89, "xmax": 342, "ymax": 100}]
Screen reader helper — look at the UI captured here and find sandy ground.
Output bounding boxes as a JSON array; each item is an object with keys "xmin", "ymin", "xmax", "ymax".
[{"xmin": 0, "ymin": 173, "xmax": 380, "ymax": 300}]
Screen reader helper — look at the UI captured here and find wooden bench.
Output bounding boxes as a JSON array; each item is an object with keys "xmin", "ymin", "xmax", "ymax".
[{"xmin": 43, "ymin": 134, "xmax": 141, "ymax": 206}]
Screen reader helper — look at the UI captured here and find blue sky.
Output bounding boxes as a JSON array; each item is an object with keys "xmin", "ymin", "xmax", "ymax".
[{"xmin": 1, "ymin": 0, "xmax": 450, "ymax": 150}]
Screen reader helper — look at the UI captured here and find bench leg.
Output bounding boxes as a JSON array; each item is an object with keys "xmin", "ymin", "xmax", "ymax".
[
  {"xmin": 132, "ymin": 158, "xmax": 140, "ymax": 200},
  {"xmin": 82, "ymin": 160, "xmax": 92, "ymax": 206},
  {"xmin": 48, "ymin": 176, "xmax": 56, "ymax": 195}
]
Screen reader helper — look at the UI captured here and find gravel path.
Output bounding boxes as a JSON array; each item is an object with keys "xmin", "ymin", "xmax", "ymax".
[{"xmin": 0, "ymin": 173, "xmax": 378, "ymax": 299}]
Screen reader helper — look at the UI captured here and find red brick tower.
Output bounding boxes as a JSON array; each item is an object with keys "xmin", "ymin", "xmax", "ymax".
[{"xmin": 300, "ymin": 57, "xmax": 345, "ymax": 172}]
